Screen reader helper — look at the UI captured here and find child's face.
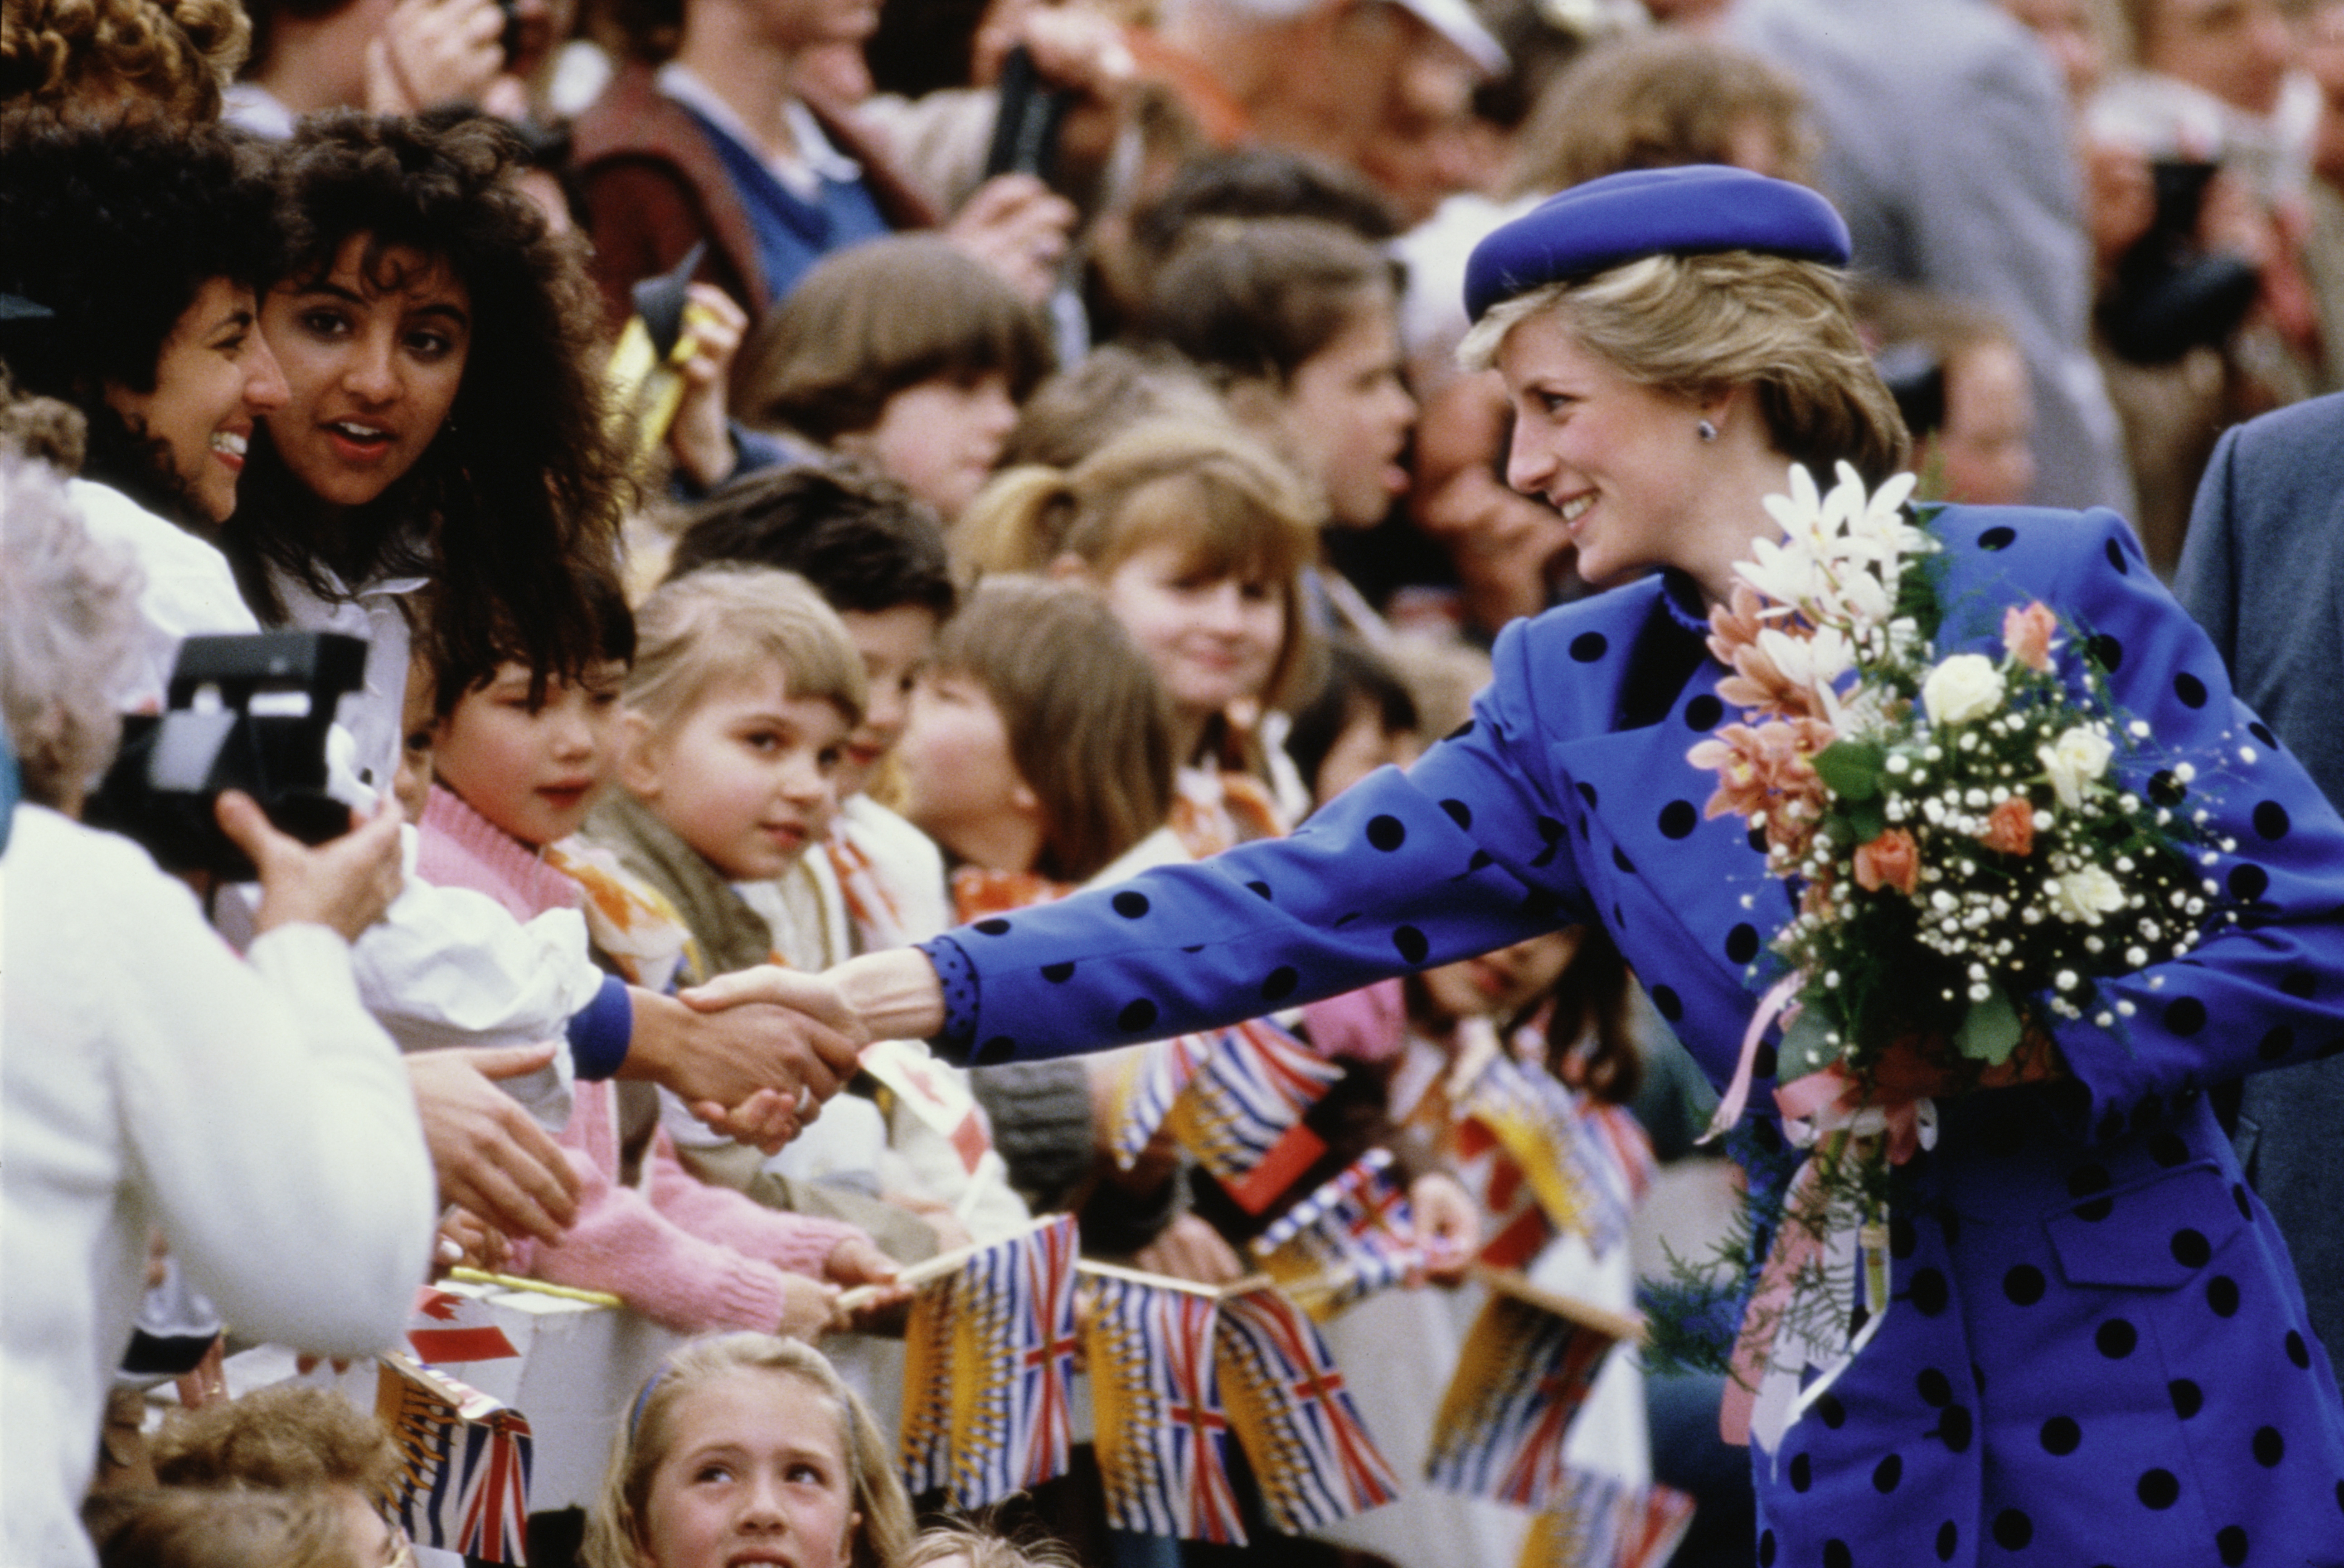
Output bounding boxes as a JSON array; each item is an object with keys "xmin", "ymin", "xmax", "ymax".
[
  {"xmin": 835, "ymin": 604, "xmax": 940, "ymax": 802},
  {"xmin": 1314, "ymin": 708, "xmax": 1419, "ymax": 806},
  {"xmin": 837, "ymin": 372, "xmax": 1018, "ymax": 523},
  {"xmin": 1272, "ymin": 296, "xmax": 1415, "ymax": 529},
  {"xmin": 621, "ymin": 664, "xmax": 850, "ymax": 881},
  {"xmin": 635, "ymin": 1371, "xmax": 860, "ymax": 1568},
  {"xmin": 1416, "ymin": 928, "xmax": 1584, "ymax": 1027},
  {"xmin": 434, "ymin": 658, "xmax": 626, "ymax": 847},
  {"xmin": 1099, "ymin": 541, "xmax": 1286, "ymax": 724},
  {"xmin": 895, "ymin": 668, "xmax": 1034, "ymax": 866}
]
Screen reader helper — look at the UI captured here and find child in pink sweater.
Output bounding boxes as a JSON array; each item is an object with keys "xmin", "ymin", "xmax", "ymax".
[{"xmin": 415, "ymin": 568, "xmax": 894, "ymax": 1339}]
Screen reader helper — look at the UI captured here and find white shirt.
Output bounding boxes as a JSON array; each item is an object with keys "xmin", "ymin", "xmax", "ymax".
[
  {"xmin": 1, "ymin": 807, "xmax": 434, "ymax": 1568},
  {"xmin": 70, "ymin": 479, "xmax": 260, "ymax": 714}
]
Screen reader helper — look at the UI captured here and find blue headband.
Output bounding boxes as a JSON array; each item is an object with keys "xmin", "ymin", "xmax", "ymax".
[{"xmin": 1463, "ymin": 165, "xmax": 1852, "ymax": 323}]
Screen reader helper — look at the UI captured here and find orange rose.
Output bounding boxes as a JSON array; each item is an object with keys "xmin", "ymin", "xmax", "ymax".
[
  {"xmin": 2003, "ymin": 601, "xmax": 2058, "ymax": 673},
  {"xmin": 1852, "ymin": 827, "xmax": 1920, "ymax": 895},
  {"xmin": 1978, "ymin": 796, "xmax": 2035, "ymax": 857}
]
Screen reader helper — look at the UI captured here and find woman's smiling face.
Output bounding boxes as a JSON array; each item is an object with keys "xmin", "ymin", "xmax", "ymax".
[
  {"xmin": 260, "ymin": 234, "xmax": 472, "ymax": 510},
  {"xmin": 103, "ymin": 276, "xmax": 287, "ymax": 526}
]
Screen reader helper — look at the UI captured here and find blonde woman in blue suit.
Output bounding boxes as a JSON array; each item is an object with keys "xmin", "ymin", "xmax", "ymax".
[{"xmin": 705, "ymin": 167, "xmax": 2344, "ymax": 1567}]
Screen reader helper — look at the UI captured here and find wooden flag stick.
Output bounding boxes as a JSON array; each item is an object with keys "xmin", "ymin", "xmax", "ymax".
[
  {"xmin": 1073, "ymin": 1259, "xmax": 1279, "ymax": 1299},
  {"xmin": 834, "ymin": 1212, "xmax": 1067, "ymax": 1315},
  {"xmin": 447, "ymin": 1268, "xmax": 625, "ymax": 1309},
  {"xmin": 1467, "ymin": 1262, "xmax": 1646, "ymax": 1344}
]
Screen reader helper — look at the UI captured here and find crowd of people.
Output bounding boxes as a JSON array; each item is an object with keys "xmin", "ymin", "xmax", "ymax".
[{"xmin": 7, "ymin": 0, "xmax": 2344, "ymax": 1564}]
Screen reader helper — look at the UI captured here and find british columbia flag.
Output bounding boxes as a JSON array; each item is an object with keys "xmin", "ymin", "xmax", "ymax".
[
  {"xmin": 1083, "ymin": 1273, "xmax": 1247, "ymax": 1544},
  {"xmin": 1424, "ymin": 1290, "xmax": 1619, "ymax": 1510},
  {"xmin": 374, "ymin": 1354, "xmax": 532, "ymax": 1564},
  {"xmin": 1251, "ymin": 1148, "xmax": 1423, "ymax": 1316},
  {"xmin": 1214, "ymin": 1283, "xmax": 1400, "ymax": 1532},
  {"xmin": 1517, "ymin": 1469, "xmax": 1699, "ymax": 1568}
]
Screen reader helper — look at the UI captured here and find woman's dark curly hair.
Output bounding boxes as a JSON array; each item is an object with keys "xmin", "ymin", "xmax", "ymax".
[
  {"xmin": 223, "ymin": 108, "xmax": 631, "ymax": 697},
  {"xmin": 0, "ymin": 109, "xmax": 277, "ymax": 526}
]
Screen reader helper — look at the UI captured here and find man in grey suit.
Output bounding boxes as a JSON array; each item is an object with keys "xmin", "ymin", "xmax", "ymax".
[
  {"xmin": 2176, "ymin": 392, "xmax": 2344, "ymax": 1364},
  {"xmin": 1732, "ymin": 0, "xmax": 2134, "ymax": 517}
]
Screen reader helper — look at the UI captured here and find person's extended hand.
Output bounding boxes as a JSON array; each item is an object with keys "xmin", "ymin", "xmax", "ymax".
[
  {"xmin": 366, "ymin": 0, "xmax": 506, "ymax": 113},
  {"xmin": 946, "ymin": 174, "xmax": 1077, "ymax": 304},
  {"xmin": 405, "ymin": 1044, "xmax": 582, "ymax": 1247},
  {"xmin": 1408, "ymin": 1171, "xmax": 1479, "ymax": 1284},
  {"xmin": 1133, "ymin": 1212, "xmax": 1246, "ymax": 1287},
  {"xmin": 828, "ymin": 1234, "xmax": 912, "ymax": 1325},
  {"xmin": 434, "ymin": 1206, "xmax": 510, "ymax": 1275},
  {"xmin": 631, "ymin": 982, "xmax": 864, "ymax": 1152},
  {"xmin": 666, "ymin": 284, "xmax": 749, "ymax": 491},
  {"xmin": 222, "ymin": 790, "xmax": 404, "ymax": 943}
]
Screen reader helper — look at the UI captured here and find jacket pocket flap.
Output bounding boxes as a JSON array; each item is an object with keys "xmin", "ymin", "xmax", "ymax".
[{"xmin": 2044, "ymin": 1160, "xmax": 2245, "ymax": 1290}]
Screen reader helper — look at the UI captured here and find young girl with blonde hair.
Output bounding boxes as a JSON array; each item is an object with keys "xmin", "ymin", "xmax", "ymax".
[
  {"xmin": 953, "ymin": 416, "xmax": 1319, "ymax": 852},
  {"xmin": 582, "ymin": 1333, "xmax": 912, "ymax": 1568}
]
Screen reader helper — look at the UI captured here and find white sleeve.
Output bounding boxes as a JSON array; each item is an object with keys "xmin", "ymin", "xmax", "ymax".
[{"xmin": 100, "ymin": 855, "xmax": 436, "ymax": 1356}]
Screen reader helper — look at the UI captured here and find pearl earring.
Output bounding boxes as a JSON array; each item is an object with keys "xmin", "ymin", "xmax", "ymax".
[{"xmin": 1697, "ymin": 419, "xmax": 1719, "ymax": 443}]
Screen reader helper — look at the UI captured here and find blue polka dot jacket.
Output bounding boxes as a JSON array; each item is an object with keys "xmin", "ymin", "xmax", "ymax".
[{"xmin": 923, "ymin": 506, "xmax": 2344, "ymax": 1565}]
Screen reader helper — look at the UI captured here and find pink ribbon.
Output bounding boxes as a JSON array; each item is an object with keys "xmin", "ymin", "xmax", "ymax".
[
  {"xmin": 1701, "ymin": 973, "xmax": 1805, "ymax": 1146},
  {"xmin": 1718, "ymin": 1154, "xmax": 1825, "ymax": 1447}
]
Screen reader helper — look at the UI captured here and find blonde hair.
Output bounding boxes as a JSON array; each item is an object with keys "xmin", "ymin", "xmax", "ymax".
[
  {"xmin": 1459, "ymin": 252, "xmax": 1910, "ymax": 488},
  {"xmin": 624, "ymin": 565, "xmax": 869, "ymax": 736},
  {"xmin": 933, "ymin": 576, "xmax": 1178, "ymax": 885},
  {"xmin": 0, "ymin": 449, "xmax": 143, "ymax": 808},
  {"xmin": 900, "ymin": 1524, "xmax": 1080, "ymax": 1568},
  {"xmin": 582, "ymin": 1334, "xmax": 912, "ymax": 1568},
  {"xmin": 955, "ymin": 416, "xmax": 1321, "ymax": 711},
  {"xmin": 87, "ymin": 1487, "xmax": 364, "ymax": 1568}
]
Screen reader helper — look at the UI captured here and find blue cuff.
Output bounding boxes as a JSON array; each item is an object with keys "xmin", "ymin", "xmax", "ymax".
[
  {"xmin": 566, "ymin": 974, "xmax": 634, "ymax": 1080},
  {"xmin": 918, "ymin": 935, "xmax": 980, "ymax": 1064}
]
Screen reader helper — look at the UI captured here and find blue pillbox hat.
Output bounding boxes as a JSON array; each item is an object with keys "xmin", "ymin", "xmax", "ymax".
[{"xmin": 1463, "ymin": 165, "xmax": 1852, "ymax": 322}]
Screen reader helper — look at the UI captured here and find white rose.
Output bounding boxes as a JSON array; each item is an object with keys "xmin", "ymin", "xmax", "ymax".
[
  {"xmin": 2049, "ymin": 866, "xmax": 2128, "ymax": 923},
  {"xmin": 1921, "ymin": 653, "xmax": 2004, "ymax": 727},
  {"xmin": 2038, "ymin": 725, "xmax": 2116, "ymax": 810}
]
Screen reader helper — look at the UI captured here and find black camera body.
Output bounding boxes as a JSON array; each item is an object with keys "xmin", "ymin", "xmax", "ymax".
[{"xmin": 85, "ymin": 631, "xmax": 369, "ymax": 881}]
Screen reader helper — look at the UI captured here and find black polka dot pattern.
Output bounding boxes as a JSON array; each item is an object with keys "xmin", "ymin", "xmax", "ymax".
[
  {"xmin": 1650, "ymin": 984, "xmax": 1682, "ymax": 1022},
  {"xmin": 2090, "ymin": 633, "xmax": 2124, "ymax": 672},
  {"xmin": 2138, "ymin": 1468, "xmax": 2180, "ymax": 1509},
  {"xmin": 2218, "ymin": 1524, "xmax": 2249, "ymax": 1566},
  {"xmin": 1822, "ymin": 1541, "xmax": 1850, "ymax": 1568},
  {"xmin": 2005, "ymin": 1264, "xmax": 2047, "ymax": 1305},
  {"xmin": 2106, "ymin": 536, "xmax": 2130, "ymax": 574},
  {"xmin": 2254, "ymin": 1426, "xmax": 2284, "ymax": 1466},
  {"xmin": 1686, "ymin": 693, "xmax": 1724, "ymax": 730},
  {"xmin": 1261, "ymin": 966, "xmax": 1298, "ymax": 1002},
  {"xmin": 1935, "ymin": 1521, "xmax": 1957, "ymax": 1561},
  {"xmin": 2165, "ymin": 996, "xmax": 2208, "ymax": 1034},
  {"xmin": 1117, "ymin": 999, "xmax": 1157, "ymax": 1032},
  {"xmin": 2174, "ymin": 671, "xmax": 2208, "ymax": 708},
  {"xmin": 1440, "ymin": 799, "xmax": 1472, "ymax": 830},
  {"xmin": 1570, "ymin": 631, "xmax": 1607, "ymax": 662},
  {"xmin": 2172, "ymin": 1379, "xmax": 2204, "ymax": 1418},
  {"xmin": 2255, "ymin": 801, "xmax": 2291, "ymax": 839},
  {"xmin": 1392, "ymin": 926, "xmax": 1429, "ymax": 964},
  {"xmin": 1992, "ymin": 1509, "xmax": 2032, "ymax": 1549},
  {"xmin": 1979, "ymin": 524, "xmax": 2017, "ymax": 550},
  {"xmin": 2172, "ymin": 1229, "xmax": 2213, "ymax": 1268},
  {"xmin": 2288, "ymin": 1329, "xmax": 2312, "ymax": 1368},
  {"xmin": 1909, "ymin": 1269, "xmax": 1950, "ymax": 1316},
  {"xmin": 975, "ymin": 1035, "xmax": 1015, "ymax": 1065},
  {"xmin": 2041, "ymin": 1416, "xmax": 2081, "ymax": 1454},
  {"xmin": 1872, "ymin": 1453, "xmax": 1901, "ymax": 1492},
  {"xmin": 1726, "ymin": 923, "xmax": 1761, "ymax": 964},
  {"xmin": 1112, "ymin": 891, "xmax": 1150, "ymax": 919},
  {"xmin": 1365, "ymin": 815, "xmax": 1407, "ymax": 851},
  {"xmin": 1658, "ymin": 800, "xmax": 1698, "ymax": 838},
  {"xmin": 2149, "ymin": 769, "xmax": 2188, "ymax": 807},
  {"xmin": 2230, "ymin": 863, "xmax": 2271, "ymax": 902},
  {"xmin": 2096, "ymin": 1319, "xmax": 2139, "ymax": 1358},
  {"xmin": 975, "ymin": 917, "xmax": 1012, "ymax": 935},
  {"xmin": 1789, "ymin": 1453, "xmax": 1812, "ymax": 1493},
  {"xmin": 1042, "ymin": 961, "xmax": 1075, "ymax": 982},
  {"xmin": 2209, "ymin": 1275, "xmax": 2242, "ymax": 1316},
  {"xmin": 1917, "ymin": 1368, "xmax": 1953, "ymax": 1407}
]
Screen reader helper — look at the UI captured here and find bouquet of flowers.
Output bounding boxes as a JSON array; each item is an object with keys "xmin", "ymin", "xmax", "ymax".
[{"xmin": 1684, "ymin": 462, "xmax": 2228, "ymax": 1449}]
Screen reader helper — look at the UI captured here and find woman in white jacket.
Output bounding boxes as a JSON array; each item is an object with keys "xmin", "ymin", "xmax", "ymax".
[{"xmin": 0, "ymin": 452, "xmax": 435, "ymax": 1568}]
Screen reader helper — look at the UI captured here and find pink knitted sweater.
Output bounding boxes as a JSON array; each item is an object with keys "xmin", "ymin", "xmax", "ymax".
[{"xmin": 416, "ymin": 785, "xmax": 863, "ymax": 1333}]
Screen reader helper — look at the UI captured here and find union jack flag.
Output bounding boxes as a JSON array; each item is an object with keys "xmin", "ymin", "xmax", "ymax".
[
  {"xmin": 1164, "ymin": 1020, "xmax": 1342, "ymax": 1198},
  {"xmin": 1251, "ymin": 1149, "xmax": 1422, "ymax": 1317},
  {"xmin": 1518, "ymin": 1471, "xmax": 1698, "ymax": 1568},
  {"xmin": 374, "ymin": 1353, "xmax": 532, "ymax": 1564},
  {"xmin": 1107, "ymin": 1031, "xmax": 1220, "ymax": 1167},
  {"xmin": 898, "ymin": 1216, "xmax": 1082, "ymax": 1508},
  {"xmin": 1213, "ymin": 1284, "xmax": 1400, "ymax": 1532},
  {"xmin": 1424, "ymin": 1287, "xmax": 1621, "ymax": 1510},
  {"xmin": 1457, "ymin": 1052, "xmax": 1606, "ymax": 1249},
  {"xmin": 1083, "ymin": 1274, "xmax": 1247, "ymax": 1544}
]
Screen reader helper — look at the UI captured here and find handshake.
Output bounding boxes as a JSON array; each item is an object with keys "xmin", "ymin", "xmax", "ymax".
[{"xmin": 425, "ymin": 949, "xmax": 951, "ymax": 1254}]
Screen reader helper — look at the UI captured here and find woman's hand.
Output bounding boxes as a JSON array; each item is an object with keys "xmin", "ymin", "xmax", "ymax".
[
  {"xmin": 1408, "ymin": 1171, "xmax": 1479, "ymax": 1284},
  {"xmin": 665, "ymin": 284, "xmax": 749, "ymax": 492},
  {"xmin": 1133, "ymin": 1212, "xmax": 1246, "ymax": 1287},
  {"xmin": 628, "ymin": 981, "xmax": 871, "ymax": 1151},
  {"xmin": 222, "ymin": 790, "xmax": 404, "ymax": 943},
  {"xmin": 405, "ymin": 1043, "xmax": 583, "ymax": 1246}
]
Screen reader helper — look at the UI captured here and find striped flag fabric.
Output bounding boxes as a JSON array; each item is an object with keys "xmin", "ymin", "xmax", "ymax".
[
  {"xmin": 1083, "ymin": 1273, "xmax": 1247, "ymax": 1544},
  {"xmin": 1164, "ymin": 1019, "xmax": 1342, "ymax": 1196},
  {"xmin": 1213, "ymin": 1283, "xmax": 1400, "ymax": 1532},
  {"xmin": 896, "ymin": 1215, "xmax": 1082, "ymax": 1508},
  {"xmin": 1107, "ymin": 1031, "xmax": 1220, "ymax": 1168},
  {"xmin": 1424, "ymin": 1275, "xmax": 1634, "ymax": 1510},
  {"xmin": 1251, "ymin": 1149, "xmax": 1423, "ymax": 1317},
  {"xmin": 374, "ymin": 1353, "xmax": 533, "ymax": 1564},
  {"xmin": 1456, "ymin": 1051, "xmax": 1602, "ymax": 1249},
  {"xmin": 1518, "ymin": 1471, "xmax": 1699, "ymax": 1568}
]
